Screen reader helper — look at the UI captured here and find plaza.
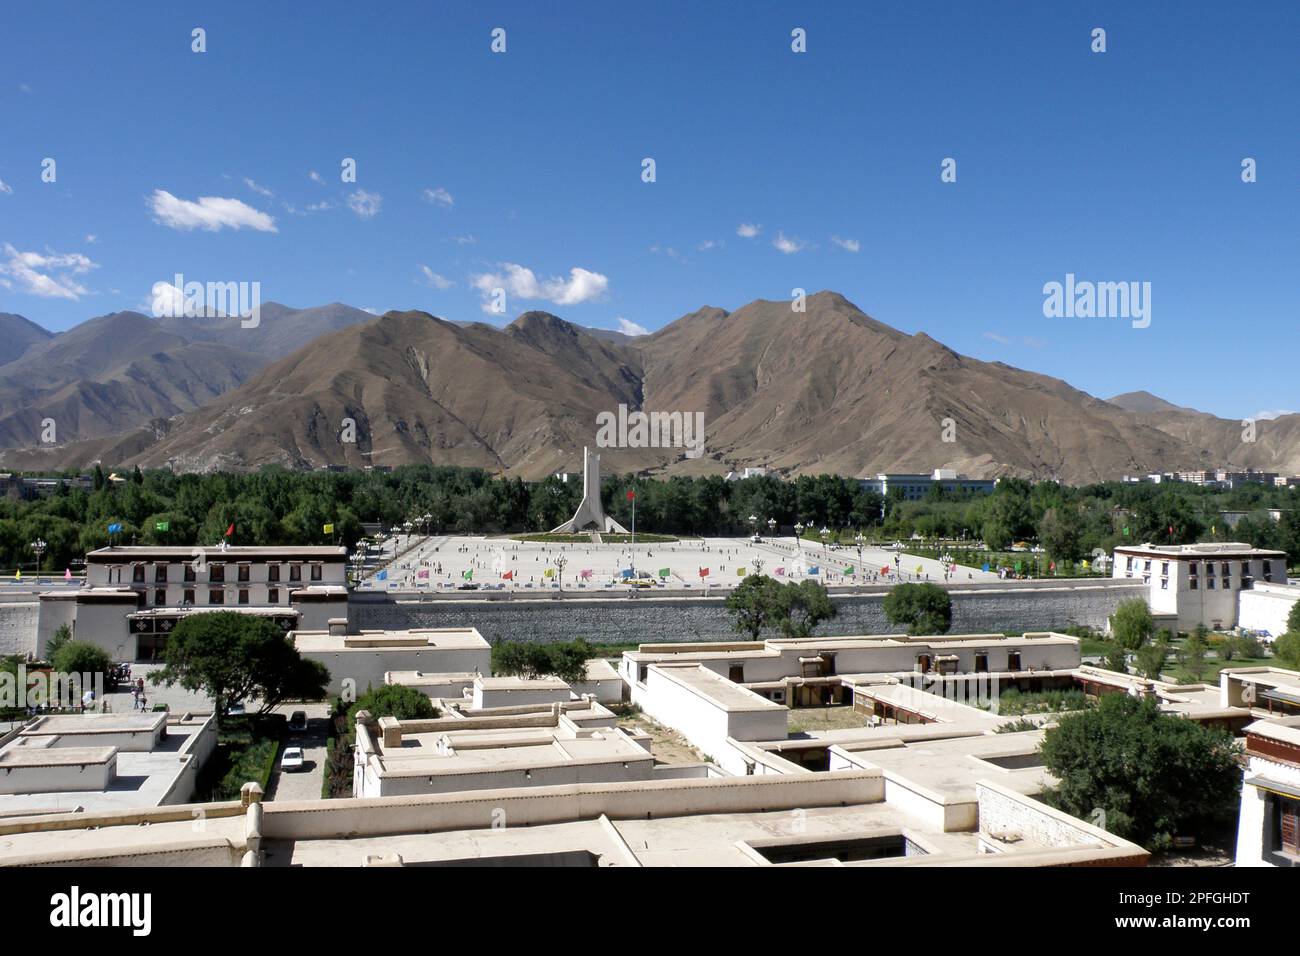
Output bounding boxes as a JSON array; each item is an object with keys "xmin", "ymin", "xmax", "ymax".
[{"xmin": 358, "ymin": 533, "xmax": 1001, "ymax": 594}]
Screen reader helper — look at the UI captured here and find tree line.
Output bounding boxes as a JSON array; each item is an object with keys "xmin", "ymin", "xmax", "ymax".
[{"xmin": 3, "ymin": 464, "xmax": 1300, "ymax": 572}]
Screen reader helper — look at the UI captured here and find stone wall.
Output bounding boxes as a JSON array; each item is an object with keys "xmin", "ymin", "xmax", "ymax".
[
  {"xmin": 350, "ymin": 580, "xmax": 1146, "ymax": 645},
  {"xmin": 0, "ymin": 602, "xmax": 38, "ymax": 657}
]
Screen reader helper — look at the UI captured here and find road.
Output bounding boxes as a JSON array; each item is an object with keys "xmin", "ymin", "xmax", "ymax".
[{"xmin": 265, "ymin": 702, "xmax": 331, "ymax": 802}]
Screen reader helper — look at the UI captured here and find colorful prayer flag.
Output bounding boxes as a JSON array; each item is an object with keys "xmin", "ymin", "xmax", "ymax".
[{"xmin": 323, "ymin": 523, "xmax": 335, "ymax": 534}]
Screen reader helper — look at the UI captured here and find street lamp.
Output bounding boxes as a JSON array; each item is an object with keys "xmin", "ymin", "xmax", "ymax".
[
  {"xmin": 748, "ymin": 514, "xmax": 758, "ymax": 538},
  {"xmin": 819, "ymin": 527, "xmax": 830, "ymax": 548},
  {"xmin": 767, "ymin": 517, "xmax": 776, "ymax": 539},
  {"xmin": 751, "ymin": 558, "xmax": 764, "ymax": 575},
  {"xmin": 794, "ymin": 521, "xmax": 804, "ymax": 549},
  {"xmin": 30, "ymin": 538, "xmax": 46, "ymax": 578}
]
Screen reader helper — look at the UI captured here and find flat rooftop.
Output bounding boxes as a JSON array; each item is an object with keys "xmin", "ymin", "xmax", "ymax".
[
  {"xmin": 293, "ymin": 627, "xmax": 488, "ymax": 653},
  {"xmin": 625, "ymin": 632, "xmax": 1077, "ymax": 663},
  {"xmin": 650, "ymin": 664, "xmax": 786, "ymax": 713},
  {"xmin": 1114, "ymin": 541, "xmax": 1286, "ymax": 558},
  {"xmin": 21, "ymin": 712, "xmax": 167, "ymax": 738},
  {"xmin": 87, "ymin": 545, "xmax": 346, "ymax": 561}
]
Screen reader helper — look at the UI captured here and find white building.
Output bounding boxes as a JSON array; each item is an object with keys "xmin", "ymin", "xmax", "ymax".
[
  {"xmin": 0, "ymin": 711, "xmax": 216, "ymax": 814},
  {"xmin": 1112, "ymin": 542, "xmax": 1288, "ymax": 632},
  {"xmin": 36, "ymin": 544, "xmax": 349, "ymax": 661},
  {"xmin": 292, "ymin": 624, "xmax": 491, "ymax": 696}
]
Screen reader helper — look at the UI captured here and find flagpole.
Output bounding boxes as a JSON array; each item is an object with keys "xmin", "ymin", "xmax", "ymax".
[{"xmin": 631, "ymin": 492, "xmax": 636, "ymax": 578}]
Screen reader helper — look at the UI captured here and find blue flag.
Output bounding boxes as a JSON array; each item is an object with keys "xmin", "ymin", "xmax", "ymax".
[
  {"xmin": 376, "ymin": 570, "xmax": 387, "ymax": 581},
  {"xmin": 107, "ymin": 522, "xmax": 122, "ymax": 533},
  {"xmin": 982, "ymin": 562, "xmax": 990, "ymax": 572},
  {"xmin": 807, "ymin": 565, "xmax": 820, "ymax": 575},
  {"xmin": 621, "ymin": 568, "xmax": 634, "ymax": 579}
]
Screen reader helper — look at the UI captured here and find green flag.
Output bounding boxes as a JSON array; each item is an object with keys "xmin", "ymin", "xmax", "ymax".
[
  {"xmin": 1122, "ymin": 526, "xmax": 1130, "ymax": 536},
  {"xmin": 155, "ymin": 520, "xmax": 169, "ymax": 532},
  {"xmin": 462, "ymin": 569, "xmax": 473, "ymax": 580},
  {"xmin": 657, "ymin": 568, "xmax": 670, "ymax": 578}
]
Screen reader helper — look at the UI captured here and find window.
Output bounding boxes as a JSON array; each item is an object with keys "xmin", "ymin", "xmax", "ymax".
[
  {"xmin": 1207, "ymin": 578, "xmax": 1215, "ymax": 589},
  {"xmin": 268, "ymin": 564, "xmax": 280, "ymax": 582},
  {"xmin": 1277, "ymin": 796, "xmax": 1300, "ymax": 858},
  {"xmin": 1007, "ymin": 651, "xmax": 1022, "ymax": 671},
  {"xmin": 974, "ymin": 652, "xmax": 989, "ymax": 673},
  {"xmin": 209, "ymin": 563, "xmax": 225, "ymax": 583},
  {"xmin": 132, "ymin": 564, "xmax": 146, "ymax": 583},
  {"xmin": 289, "ymin": 564, "xmax": 302, "ymax": 582},
  {"xmin": 1125, "ymin": 556, "xmax": 1134, "ymax": 571},
  {"xmin": 183, "ymin": 589, "xmax": 195, "ymax": 605},
  {"xmin": 1161, "ymin": 562, "xmax": 1170, "ymax": 575},
  {"xmin": 155, "ymin": 564, "xmax": 168, "ymax": 583},
  {"xmin": 209, "ymin": 589, "xmax": 224, "ymax": 605},
  {"xmin": 154, "ymin": 588, "xmax": 166, "ymax": 605},
  {"xmin": 1221, "ymin": 562, "xmax": 1231, "ymax": 577},
  {"xmin": 310, "ymin": 563, "xmax": 322, "ymax": 582},
  {"xmin": 237, "ymin": 564, "xmax": 250, "ymax": 583},
  {"xmin": 728, "ymin": 664, "xmax": 745, "ymax": 683},
  {"xmin": 1160, "ymin": 578, "xmax": 1168, "ymax": 590},
  {"xmin": 268, "ymin": 587, "xmax": 279, "ymax": 604},
  {"xmin": 238, "ymin": 589, "xmax": 249, "ymax": 605},
  {"xmin": 1190, "ymin": 577, "xmax": 1198, "ymax": 590},
  {"xmin": 184, "ymin": 563, "xmax": 196, "ymax": 583}
]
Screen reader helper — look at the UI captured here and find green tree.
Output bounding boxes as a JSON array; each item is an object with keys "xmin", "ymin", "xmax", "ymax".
[
  {"xmin": 44, "ymin": 623, "xmax": 73, "ymax": 661},
  {"xmin": 1039, "ymin": 694, "xmax": 1241, "ymax": 850},
  {"xmin": 150, "ymin": 612, "xmax": 326, "ymax": 722},
  {"xmin": 883, "ymin": 582, "xmax": 953, "ymax": 635},
  {"xmin": 724, "ymin": 574, "xmax": 785, "ymax": 640},
  {"xmin": 1110, "ymin": 599, "xmax": 1155, "ymax": 652},
  {"xmin": 347, "ymin": 684, "xmax": 438, "ymax": 729},
  {"xmin": 51, "ymin": 640, "xmax": 112, "ymax": 683},
  {"xmin": 1039, "ymin": 506, "xmax": 1085, "ymax": 565},
  {"xmin": 1179, "ymin": 626, "xmax": 1210, "ymax": 683},
  {"xmin": 1274, "ymin": 632, "xmax": 1300, "ymax": 669},
  {"xmin": 1134, "ymin": 642, "xmax": 1168, "ymax": 680},
  {"xmin": 774, "ymin": 580, "xmax": 837, "ymax": 639}
]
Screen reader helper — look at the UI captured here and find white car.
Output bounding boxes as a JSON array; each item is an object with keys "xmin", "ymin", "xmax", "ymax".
[{"xmin": 280, "ymin": 747, "xmax": 306, "ymax": 773}]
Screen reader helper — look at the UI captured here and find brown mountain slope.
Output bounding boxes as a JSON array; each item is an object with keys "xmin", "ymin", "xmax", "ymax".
[
  {"xmin": 3, "ymin": 292, "xmax": 1295, "ymax": 482},
  {"xmin": 120, "ymin": 310, "xmax": 648, "ymax": 475}
]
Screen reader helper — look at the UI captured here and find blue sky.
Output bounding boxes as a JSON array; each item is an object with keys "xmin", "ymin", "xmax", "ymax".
[{"xmin": 1, "ymin": 1, "xmax": 1296, "ymax": 419}]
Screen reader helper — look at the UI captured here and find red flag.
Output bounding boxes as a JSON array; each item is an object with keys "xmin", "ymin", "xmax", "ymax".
[
  {"xmin": 502, "ymin": 570, "xmax": 514, "ymax": 580},
  {"xmin": 699, "ymin": 567, "xmax": 709, "ymax": 578},
  {"xmin": 881, "ymin": 565, "xmax": 890, "ymax": 575},
  {"xmin": 225, "ymin": 523, "xmax": 234, "ymax": 537},
  {"xmin": 626, "ymin": 489, "xmax": 635, "ymax": 501}
]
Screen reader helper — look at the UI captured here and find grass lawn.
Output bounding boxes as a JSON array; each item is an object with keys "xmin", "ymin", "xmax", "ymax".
[{"xmin": 787, "ymin": 705, "xmax": 872, "ymax": 733}]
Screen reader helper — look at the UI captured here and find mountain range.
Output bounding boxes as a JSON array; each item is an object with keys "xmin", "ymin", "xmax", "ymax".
[{"xmin": 0, "ymin": 292, "xmax": 1295, "ymax": 484}]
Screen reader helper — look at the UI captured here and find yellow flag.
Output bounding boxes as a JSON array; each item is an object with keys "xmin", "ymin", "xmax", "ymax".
[
  {"xmin": 323, "ymin": 523, "xmax": 335, "ymax": 534},
  {"xmin": 737, "ymin": 567, "xmax": 746, "ymax": 576},
  {"xmin": 544, "ymin": 567, "xmax": 555, "ymax": 577}
]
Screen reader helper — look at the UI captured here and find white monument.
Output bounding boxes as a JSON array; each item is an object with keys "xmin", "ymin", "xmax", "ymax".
[{"xmin": 551, "ymin": 447, "xmax": 628, "ymax": 534}]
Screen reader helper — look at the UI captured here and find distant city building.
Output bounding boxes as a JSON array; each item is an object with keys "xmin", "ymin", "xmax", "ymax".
[
  {"xmin": 36, "ymin": 544, "xmax": 348, "ymax": 661},
  {"xmin": 0, "ymin": 473, "xmax": 94, "ymax": 500},
  {"xmin": 1112, "ymin": 541, "xmax": 1289, "ymax": 632},
  {"xmin": 858, "ymin": 469, "xmax": 997, "ymax": 500}
]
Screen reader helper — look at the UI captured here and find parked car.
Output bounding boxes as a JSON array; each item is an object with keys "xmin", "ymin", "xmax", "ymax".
[
  {"xmin": 288, "ymin": 711, "xmax": 308, "ymax": 733},
  {"xmin": 224, "ymin": 702, "xmax": 247, "ymax": 717},
  {"xmin": 280, "ymin": 747, "xmax": 306, "ymax": 772}
]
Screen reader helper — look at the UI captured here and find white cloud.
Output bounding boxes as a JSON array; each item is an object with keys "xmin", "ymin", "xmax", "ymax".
[
  {"xmin": 0, "ymin": 179, "xmax": 12, "ymax": 195},
  {"xmin": 243, "ymin": 177, "xmax": 274, "ymax": 198},
  {"xmin": 450, "ymin": 234, "xmax": 477, "ymax": 245},
  {"xmin": 736, "ymin": 223, "xmax": 761, "ymax": 238},
  {"xmin": 418, "ymin": 265, "xmax": 453, "ymax": 290},
  {"xmin": 0, "ymin": 243, "xmax": 97, "ymax": 300},
  {"xmin": 84, "ymin": 233, "xmax": 98, "ymax": 243},
  {"xmin": 830, "ymin": 235, "xmax": 860, "ymax": 253},
  {"xmin": 308, "ymin": 170, "xmax": 325, "ymax": 185},
  {"xmin": 983, "ymin": 331, "xmax": 1045, "ymax": 349},
  {"xmin": 470, "ymin": 262, "xmax": 610, "ymax": 308},
  {"xmin": 19, "ymin": 83, "xmax": 32, "ymax": 94},
  {"xmin": 773, "ymin": 231, "xmax": 806, "ymax": 254},
  {"xmin": 615, "ymin": 317, "xmax": 649, "ymax": 336},
  {"xmin": 1252, "ymin": 409, "xmax": 1298, "ymax": 421},
  {"xmin": 697, "ymin": 239, "xmax": 721, "ymax": 251},
  {"xmin": 346, "ymin": 189, "xmax": 382, "ymax": 219},
  {"xmin": 148, "ymin": 189, "xmax": 278, "ymax": 232},
  {"xmin": 306, "ymin": 201, "xmax": 332, "ymax": 212},
  {"xmin": 982, "ymin": 331, "xmax": 1011, "ymax": 345},
  {"xmin": 421, "ymin": 187, "xmax": 454, "ymax": 208}
]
